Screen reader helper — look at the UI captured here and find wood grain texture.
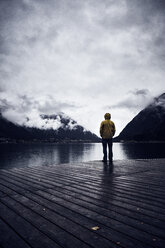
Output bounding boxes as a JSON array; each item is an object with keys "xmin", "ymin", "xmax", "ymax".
[{"xmin": 0, "ymin": 159, "xmax": 165, "ymax": 248}]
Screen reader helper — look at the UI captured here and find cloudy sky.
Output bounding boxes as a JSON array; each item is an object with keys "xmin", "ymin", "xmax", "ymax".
[{"xmin": 0, "ymin": 0, "xmax": 165, "ymax": 136}]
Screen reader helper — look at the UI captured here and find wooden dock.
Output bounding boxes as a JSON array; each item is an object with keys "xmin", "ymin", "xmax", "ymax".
[{"xmin": 0, "ymin": 159, "xmax": 165, "ymax": 248}]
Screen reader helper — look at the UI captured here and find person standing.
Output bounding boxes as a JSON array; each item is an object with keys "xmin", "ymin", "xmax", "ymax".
[{"xmin": 100, "ymin": 113, "xmax": 116, "ymax": 162}]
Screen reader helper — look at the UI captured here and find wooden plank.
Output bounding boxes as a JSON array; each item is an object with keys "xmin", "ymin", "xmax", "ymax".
[
  {"xmin": 1, "ymin": 170, "xmax": 165, "ymax": 231},
  {"xmin": 9, "ymin": 192, "xmax": 149, "ymax": 248},
  {"xmin": 4, "ymin": 168, "xmax": 165, "ymax": 214},
  {"xmin": 1, "ymin": 195, "xmax": 118, "ymax": 248},
  {"xmin": 1, "ymin": 170, "xmax": 165, "ymax": 223},
  {"xmin": 38, "ymin": 188, "xmax": 165, "ymax": 238},
  {"xmin": 39, "ymin": 186, "xmax": 165, "ymax": 229},
  {"xmin": 14, "ymin": 166, "xmax": 165, "ymax": 195},
  {"xmin": 1, "ymin": 172, "xmax": 165, "ymax": 231},
  {"xmin": 0, "ymin": 174, "xmax": 46, "ymax": 192},
  {"xmin": 1, "ymin": 178, "xmax": 164, "ymax": 248},
  {"xmin": 20, "ymin": 188, "xmax": 164, "ymax": 248},
  {"xmin": 0, "ymin": 217, "xmax": 31, "ymax": 248},
  {"xmin": 0, "ymin": 159, "xmax": 165, "ymax": 248},
  {"xmin": 0, "ymin": 201, "xmax": 62, "ymax": 248},
  {"xmin": 14, "ymin": 166, "xmax": 165, "ymax": 199},
  {"xmin": 1, "ymin": 167, "xmax": 165, "ymax": 218},
  {"xmin": 7, "ymin": 167, "xmax": 165, "ymax": 210}
]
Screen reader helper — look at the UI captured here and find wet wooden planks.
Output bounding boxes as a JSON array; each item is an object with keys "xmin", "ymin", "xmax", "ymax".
[{"xmin": 0, "ymin": 159, "xmax": 165, "ymax": 248}]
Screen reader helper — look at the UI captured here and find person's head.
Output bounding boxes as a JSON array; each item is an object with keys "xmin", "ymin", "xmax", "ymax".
[{"xmin": 104, "ymin": 113, "xmax": 111, "ymax": 120}]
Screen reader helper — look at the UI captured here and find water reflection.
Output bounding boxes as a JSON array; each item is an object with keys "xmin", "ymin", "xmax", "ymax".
[
  {"xmin": 0, "ymin": 142, "xmax": 165, "ymax": 169},
  {"xmin": 0, "ymin": 143, "xmax": 90, "ymax": 169},
  {"xmin": 97, "ymin": 162, "xmax": 115, "ymax": 209},
  {"xmin": 120, "ymin": 142, "xmax": 165, "ymax": 159},
  {"xmin": 102, "ymin": 162, "xmax": 114, "ymax": 176},
  {"xmin": 0, "ymin": 143, "xmax": 103, "ymax": 169}
]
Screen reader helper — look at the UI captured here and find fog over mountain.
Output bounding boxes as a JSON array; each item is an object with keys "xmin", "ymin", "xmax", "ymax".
[
  {"xmin": 0, "ymin": 112, "xmax": 99, "ymax": 142},
  {"xmin": 116, "ymin": 93, "xmax": 165, "ymax": 141}
]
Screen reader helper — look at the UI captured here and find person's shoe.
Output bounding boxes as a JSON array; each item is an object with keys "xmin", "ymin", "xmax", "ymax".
[{"xmin": 102, "ymin": 159, "xmax": 107, "ymax": 162}]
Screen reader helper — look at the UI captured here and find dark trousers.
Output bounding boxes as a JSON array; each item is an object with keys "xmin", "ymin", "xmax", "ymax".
[{"xmin": 102, "ymin": 138, "xmax": 113, "ymax": 161}]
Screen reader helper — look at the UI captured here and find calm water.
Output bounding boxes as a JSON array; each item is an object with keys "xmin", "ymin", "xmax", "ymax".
[{"xmin": 0, "ymin": 142, "xmax": 165, "ymax": 169}]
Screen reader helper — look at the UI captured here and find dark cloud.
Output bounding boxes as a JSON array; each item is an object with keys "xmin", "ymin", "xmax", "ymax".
[
  {"xmin": 130, "ymin": 89, "xmax": 150, "ymax": 96},
  {"xmin": 0, "ymin": 86, "xmax": 4, "ymax": 92},
  {"xmin": 129, "ymin": 0, "xmax": 165, "ymax": 62},
  {"xmin": 0, "ymin": 0, "xmax": 165, "ymax": 134},
  {"xmin": 135, "ymin": 0, "xmax": 165, "ymax": 12},
  {"xmin": 100, "ymin": 0, "xmax": 165, "ymax": 66},
  {"xmin": 0, "ymin": 0, "xmax": 32, "ymax": 53},
  {"xmin": 0, "ymin": 98, "xmax": 14, "ymax": 112}
]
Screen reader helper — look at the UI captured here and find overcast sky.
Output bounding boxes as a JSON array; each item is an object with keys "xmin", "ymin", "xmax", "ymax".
[{"xmin": 0, "ymin": 0, "xmax": 165, "ymax": 136}]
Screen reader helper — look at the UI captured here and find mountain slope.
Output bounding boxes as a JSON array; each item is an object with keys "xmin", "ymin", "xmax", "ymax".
[
  {"xmin": 0, "ymin": 113, "xmax": 33, "ymax": 140},
  {"xmin": 116, "ymin": 93, "xmax": 165, "ymax": 141},
  {"xmin": 0, "ymin": 113, "xmax": 99, "ymax": 142}
]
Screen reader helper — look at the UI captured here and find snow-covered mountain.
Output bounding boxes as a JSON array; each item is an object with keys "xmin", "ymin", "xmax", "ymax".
[
  {"xmin": 0, "ymin": 112, "xmax": 99, "ymax": 142},
  {"xmin": 115, "ymin": 93, "xmax": 165, "ymax": 141}
]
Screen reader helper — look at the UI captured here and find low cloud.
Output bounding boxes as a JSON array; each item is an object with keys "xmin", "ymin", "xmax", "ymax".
[
  {"xmin": 0, "ymin": 93, "xmax": 78, "ymax": 129},
  {"xmin": 108, "ymin": 89, "xmax": 153, "ymax": 111}
]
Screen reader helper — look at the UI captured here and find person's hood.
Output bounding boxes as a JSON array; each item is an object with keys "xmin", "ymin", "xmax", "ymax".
[{"xmin": 104, "ymin": 113, "xmax": 111, "ymax": 120}]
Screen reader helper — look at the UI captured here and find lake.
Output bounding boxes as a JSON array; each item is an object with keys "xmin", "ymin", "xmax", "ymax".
[{"xmin": 0, "ymin": 142, "xmax": 165, "ymax": 169}]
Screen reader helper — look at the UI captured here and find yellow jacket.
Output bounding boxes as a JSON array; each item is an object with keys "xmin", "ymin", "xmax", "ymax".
[{"xmin": 100, "ymin": 119, "xmax": 116, "ymax": 139}]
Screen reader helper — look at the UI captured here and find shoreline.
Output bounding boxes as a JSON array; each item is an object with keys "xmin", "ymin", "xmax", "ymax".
[{"xmin": 1, "ymin": 139, "xmax": 165, "ymax": 144}]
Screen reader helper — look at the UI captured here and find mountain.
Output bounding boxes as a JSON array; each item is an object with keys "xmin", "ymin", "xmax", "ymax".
[
  {"xmin": 115, "ymin": 93, "xmax": 165, "ymax": 141},
  {"xmin": 0, "ymin": 112, "xmax": 33, "ymax": 140},
  {"xmin": 0, "ymin": 112, "xmax": 100, "ymax": 142}
]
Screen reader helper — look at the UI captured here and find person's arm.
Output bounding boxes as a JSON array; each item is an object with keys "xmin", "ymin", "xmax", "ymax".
[
  {"xmin": 100, "ymin": 122, "xmax": 104, "ymax": 137},
  {"xmin": 112, "ymin": 122, "xmax": 116, "ymax": 137}
]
